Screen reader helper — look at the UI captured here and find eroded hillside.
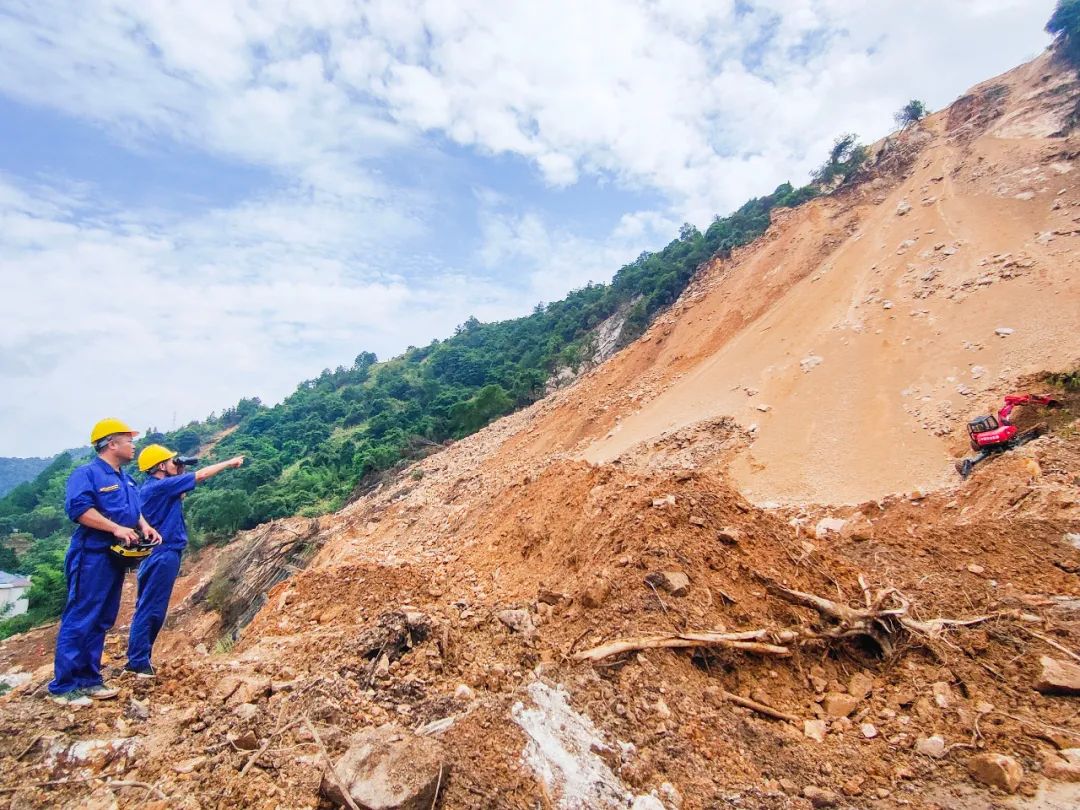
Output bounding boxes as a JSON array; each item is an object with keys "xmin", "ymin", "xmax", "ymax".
[{"xmin": 2, "ymin": 51, "xmax": 1080, "ymax": 810}]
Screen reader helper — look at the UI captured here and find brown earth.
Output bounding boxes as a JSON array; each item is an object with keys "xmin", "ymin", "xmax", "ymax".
[{"xmin": 2, "ymin": 50, "xmax": 1080, "ymax": 810}]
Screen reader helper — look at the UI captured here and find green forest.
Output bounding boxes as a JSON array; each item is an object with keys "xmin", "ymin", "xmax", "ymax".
[{"xmin": 0, "ymin": 177, "xmax": 826, "ymax": 638}]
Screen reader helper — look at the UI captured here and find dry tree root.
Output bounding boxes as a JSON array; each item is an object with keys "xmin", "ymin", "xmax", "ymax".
[
  {"xmin": 573, "ymin": 629, "xmax": 797, "ymax": 662},
  {"xmin": 574, "ymin": 573, "xmax": 1040, "ymax": 664},
  {"xmin": 757, "ymin": 574, "xmax": 1040, "ymax": 657}
]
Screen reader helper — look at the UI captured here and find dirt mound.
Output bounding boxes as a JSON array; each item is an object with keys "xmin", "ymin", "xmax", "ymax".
[{"xmin": 2, "ymin": 51, "xmax": 1080, "ymax": 810}]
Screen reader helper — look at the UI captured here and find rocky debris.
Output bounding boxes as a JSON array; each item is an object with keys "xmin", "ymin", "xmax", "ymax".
[
  {"xmin": 353, "ymin": 611, "xmax": 432, "ymax": 666},
  {"xmin": 173, "ymin": 755, "xmax": 207, "ymax": 774},
  {"xmin": 228, "ymin": 729, "xmax": 258, "ymax": 751},
  {"xmin": 800, "ymin": 355, "xmax": 824, "ymax": 372},
  {"xmin": 882, "ymin": 300, "xmax": 894, "ymax": 309},
  {"xmin": 645, "ymin": 570, "xmax": 690, "ymax": 597},
  {"xmin": 233, "ymin": 702, "xmax": 259, "ymax": 722},
  {"xmin": 932, "ymin": 682, "xmax": 954, "ymax": 709},
  {"xmin": 1041, "ymin": 749, "xmax": 1080, "ymax": 782},
  {"xmin": 896, "ymin": 239, "xmax": 917, "ymax": 255},
  {"xmin": 895, "ymin": 200, "xmax": 912, "ymax": 216},
  {"xmin": 454, "ymin": 684, "xmax": 475, "ymax": 701},
  {"xmin": 321, "ymin": 724, "xmax": 446, "ymax": 810},
  {"xmin": 127, "ymin": 697, "xmax": 149, "ymax": 721},
  {"xmin": 840, "ymin": 513, "xmax": 874, "ymax": 542},
  {"xmin": 820, "ymin": 692, "xmax": 859, "ymax": 718},
  {"xmin": 860, "ymin": 723, "xmax": 878, "ymax": 739},
  {"xmin": 496, "ymin": 608, "xmax": 537, "ymax": 642},
  {"xmin": 803, "ymin": 719, "xmax": 827, "ymax": 742},
  {"xmin": 44, "ymin": 737, "xmax": 138, "ymax": 772},
  {"xmin": 814, "ymin": 517, "xmax": 847, "ymax": 539},
  {"xmin": 580, "ymin": 578, "xmax": 611, "ymax": 609},
  {"xmin": 652, "ymin": 494, "xmax": 676, "ymax": 508},
  {"xmin": 756, "ymin": 403, "xmax": 772, "ymax": 412},
  {"xmin": 688, "ymin": 514, "xmax": 707, "ymax": 527},
  {"xmin": 915, "ymin": 735, "xmax": 947, "ymax": 759},
  {"xmin": 715, "ymin": 526, "xmax": 741, "ymax": 544},
  {"xmin": 803, "ymin": 785, "xmax": 839, "ymax": 807},
  {"xmin": 967, "ymin": 752, "xmax": 1023, "ymax": 793},
  {"xmin": 537, "ymin": 589, "xmax": 566, "ymax": 605},
  {"xmin": 1034, "ymin": 655, "xmax": 1080, "ymax": 695},
  {"xmin": 995, "ymin": 327, "xmax": 1014, "ymax": 337},
  {"xmin": 848, "ymin": 672, "xmax": 874, "ymax": 702}
]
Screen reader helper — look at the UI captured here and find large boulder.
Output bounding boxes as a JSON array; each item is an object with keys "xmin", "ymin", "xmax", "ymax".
[{"xmin": 321, "ymin": 725, "xmax": 446, "ymax": 810}]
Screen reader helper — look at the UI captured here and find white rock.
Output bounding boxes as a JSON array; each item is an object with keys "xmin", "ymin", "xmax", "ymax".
[
  {"xmin": 861, "ymin": 723, "xmax": 878, "ymax": 739},
  {"xmin": 994, "ymin": 327, "xmax": 1014, "ymax": 337},
  {"xmin": 915, "ymin": 734, "xmax": 947, "ymax": 758},
  {"xmin": 804, "ymin": 719, "xmax": 827, "ymax": 742}
]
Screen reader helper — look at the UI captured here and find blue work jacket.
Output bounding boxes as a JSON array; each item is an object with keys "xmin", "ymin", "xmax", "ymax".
[
  {"xmin": 139, "ymin": 473, "xmax": 197, "ymax": 550},
  {"xmin": 64, "ymin": 457, "xmax": 141, "ymax": 551}
]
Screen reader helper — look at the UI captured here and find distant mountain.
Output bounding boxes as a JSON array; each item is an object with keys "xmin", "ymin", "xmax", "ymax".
[{"xmin": 0, "ymin": 457, "xmax": 51, "ymax": 497}]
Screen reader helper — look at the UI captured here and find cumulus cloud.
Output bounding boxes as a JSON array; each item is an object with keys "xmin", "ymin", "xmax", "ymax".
[{"xmin": 0, "ymin": 0, "xmax": 1057, "ymax": 454}]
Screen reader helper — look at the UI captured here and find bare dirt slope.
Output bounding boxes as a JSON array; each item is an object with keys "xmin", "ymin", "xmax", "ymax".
[
  {"xmin": 569, "ymin": 51, "xmax": 1079, "ymax": 504},
  {"xmin": 2, "ymin": 51, "xmax": 1080, "ymax": 810}
]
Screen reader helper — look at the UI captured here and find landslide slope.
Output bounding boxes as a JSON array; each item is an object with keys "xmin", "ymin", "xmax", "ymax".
[
  {"xmin": 564, "ymin": 50, "xmax": 1080, "ymax": 504},
  {"xmin": 2, "ymin": 51, "xmax": 1080, "ymax": 810}
]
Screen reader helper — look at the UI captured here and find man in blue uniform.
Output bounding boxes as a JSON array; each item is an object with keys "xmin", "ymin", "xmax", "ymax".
[
  {"xmin": 48, "ymin": 418, "xmax": 162, "ymax": 706},
  {"xmin": 125, "ymin": 445, "xmax": 244, "ymax": 678}
]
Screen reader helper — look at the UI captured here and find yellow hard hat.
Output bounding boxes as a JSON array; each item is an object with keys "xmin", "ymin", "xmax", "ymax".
[
  {"xmin": 138, "ymin": 444, "xmax": 177, "ymax": 473},
  {"xmin": 90, "ymin": 418, "xmax": 139, "ymax": 444}
]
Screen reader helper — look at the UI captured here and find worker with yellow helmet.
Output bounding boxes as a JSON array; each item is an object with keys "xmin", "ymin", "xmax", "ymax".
[
  {"xmin": 124, "ymin": 444, "xmax": 244, "ymax": 678},
  {"xmin": 47, "ymin": 418, "xmax": 162, "ymax": 706}
]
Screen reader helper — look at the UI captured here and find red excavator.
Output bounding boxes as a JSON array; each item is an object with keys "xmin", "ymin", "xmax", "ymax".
[{"xmin": 955, "ymin": 393, "xmax": 1060, "ymax": 478}]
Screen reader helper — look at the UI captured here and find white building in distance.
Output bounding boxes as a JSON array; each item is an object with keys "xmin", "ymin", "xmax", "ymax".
[{"xmin": 0, "ymin": 571, "xmax": 31, "ymax": 618}]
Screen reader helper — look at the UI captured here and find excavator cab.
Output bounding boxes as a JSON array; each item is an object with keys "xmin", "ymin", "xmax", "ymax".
[{"xmin": 966, "ymin": 414, "xmax": 998, "ymax": 436}]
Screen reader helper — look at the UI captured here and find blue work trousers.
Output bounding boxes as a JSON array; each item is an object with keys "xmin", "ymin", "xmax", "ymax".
[
  {"xmin": 126, "ymin": 548, "xmax": 181, "ymax": 670},
  {"xmin": 48, "ymin": 546, "xmax": 125, "ymax": 695}
]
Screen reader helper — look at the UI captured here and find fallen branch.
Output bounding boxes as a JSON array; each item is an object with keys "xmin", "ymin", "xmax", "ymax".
[
  {"xmin": 1016, "ymin": 627, "xmax": 1080, "ymax": 663},
  {"xmin": 304, "ymin": 716, "xmax": 361, "ymax": 810},
  {"xmin": 106, "ymin": 781, "xmax": 170, "ymax": 801},
  {"xmin": 15, "ymin": 731, "xmax": 45, "ymax": 761},
  {"xmin": 722, "ymin": 691, "xmax": 801, "ymax": 724},
  {"xmin": 240, "ymin": 720, "xmax": 300, "ymax": 777},
  {"xmin": 574, "ymin": 629, "xmax": 796, "ymax": 662}
]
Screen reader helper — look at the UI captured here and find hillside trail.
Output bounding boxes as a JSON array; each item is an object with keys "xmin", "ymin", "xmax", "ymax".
[{"xmin": 1, "ymin": 50, "xmax": 1080, "ymax": 810}]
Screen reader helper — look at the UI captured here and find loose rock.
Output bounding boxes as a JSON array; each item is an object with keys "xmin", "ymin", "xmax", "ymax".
[
  {"xmin": 496, "ymin": 608, "xmax": 537, "ymax": 642},
  {"xmin": 803, "ymin": 719, "xmax": 827, "ymax": 742},
  {"xmin": 645, "ymin": 571, "xmax": 690, "ymax": 597},
  {"xmin": 1041, "ymin": 749, "xmax": 1080, "ymax": 782},
  {"xmin": 967, "ymin": 752, "xmax": 1023, "ymax": 793},
  {"xmin": 821, "ymin": 692, "xmax": 859, "ymax": 718},
  {"xmin": 803, "ymin": 785, "xmax": 839, "ymax": 807},
  {"xmin": 1034, "ymin": 656, "xmax": 1080, "ymax": 695},
  {"xmin": 915, "ymin": 735, "xmax": 947, "ymax": 759},
  {"xmin": 322, "ymin": 724, "xmax": 446, "ymax": 810}
]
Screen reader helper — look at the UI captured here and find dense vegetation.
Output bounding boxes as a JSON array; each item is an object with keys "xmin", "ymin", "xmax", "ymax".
[
  {"xmin": 1048, "ymin": 0, "xmax": 1080, "ymax": 66},
  {"xmin": 1, "ymin": 170, "xmax": 834, "ymax": 638}
]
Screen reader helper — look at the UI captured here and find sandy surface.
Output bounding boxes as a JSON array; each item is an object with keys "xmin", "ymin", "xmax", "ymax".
[{"xmin": 579, "ymin": 52, "xmax": 1080, "ymax": 504}]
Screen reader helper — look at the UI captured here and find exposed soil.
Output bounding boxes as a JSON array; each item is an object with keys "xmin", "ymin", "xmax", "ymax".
[{"xmin": 1, "ymin": 49, "xmax": 1079, "ymax": 810}]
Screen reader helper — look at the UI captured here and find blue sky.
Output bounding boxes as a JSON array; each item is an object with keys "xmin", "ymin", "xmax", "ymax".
[{"xmin": 0, "ymin": 0, "xmax": 1054, "ymax": 456}]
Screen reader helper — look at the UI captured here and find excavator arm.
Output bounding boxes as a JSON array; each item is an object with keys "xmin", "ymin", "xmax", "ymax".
[{"xmin": 997, "ymin": 393, "xmax": 1059, "ymax": 425}]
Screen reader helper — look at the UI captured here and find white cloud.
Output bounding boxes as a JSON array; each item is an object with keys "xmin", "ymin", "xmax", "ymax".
[{"xmin": 0, "ymin": 0, "xmax": 1060, "ymax": 454}]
